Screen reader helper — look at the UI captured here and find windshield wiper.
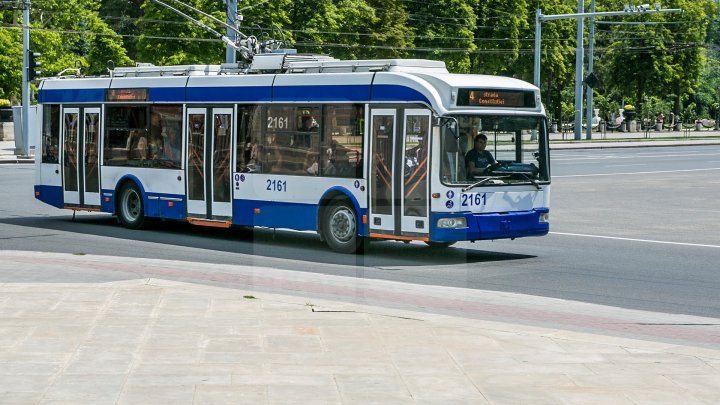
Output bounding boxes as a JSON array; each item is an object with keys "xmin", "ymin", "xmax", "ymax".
[
  {"xmin": 462, "ymin": 176, "xmax": 508, "ymax": 192},
  {"xmin": 510, "ymin": 172, "xmax": 541, "ymax": 190}
]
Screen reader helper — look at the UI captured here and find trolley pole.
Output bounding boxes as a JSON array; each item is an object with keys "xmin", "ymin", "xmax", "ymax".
[
  {"xmin": 533, "ymin": 5, "xmax": 683, "ymax": 141},
  {"xmin": 20, "ymin": 0, "xmax": 30, "ymax": 156}
]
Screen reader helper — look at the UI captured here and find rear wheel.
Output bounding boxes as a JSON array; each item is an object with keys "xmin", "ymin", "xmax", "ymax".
[
  {"xmin": 117, "ymin": 182, "xmax": 146, "ymax": 230},
  {"xmin": 322, "ymin": 199, "xmax": 362, "ymax": 254}
]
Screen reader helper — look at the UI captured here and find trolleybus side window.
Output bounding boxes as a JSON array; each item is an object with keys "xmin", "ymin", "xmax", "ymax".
[
  {"xmin": 42, "ymin": 105, "xmax": 60, "ymax": 164},
  {"xmin": 151, "ymin": 105, "xmax": 183, "ymax": 169},
  {"xmin": 322, "ymin": 105, "xmax": 364, "ymax": 178},
  {"xmin": 265, "ymin": 105, "xmax": 320, "ymax": 175},
  {"xmin": 103, "ymin": 105, "xmax": 182, "ymax": 169},
  {"xmin": 236, "ymin": 105, "xmax": 262, "ymax": 173}
]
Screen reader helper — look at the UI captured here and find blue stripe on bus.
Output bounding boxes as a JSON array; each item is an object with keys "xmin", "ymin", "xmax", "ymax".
[
  {"xmin": 186, "ymin": 86, "xmax": 273, "ymax": 102},
  {"xmin": 38, "ymin": 84, "xmax": 431, "ymax": 105},
  {"xmin": 149, "ymin": 87, "xmax": 186, "ymax": 102},
  {"xmin": 38, "ymin": 88, "xmax": 105, "ymax": 103},
  {"xmin": 233, "ymin": 199, "xmax": 318, "ymax": 230},
  {"xmin": 371, "ymin": 85, "xmax": 430, "ymax": 105},
  {"xmin": 273, "ymin": 85, "xmax": 371, "ymax": 102},
  {"xmin": 34, "ymin": 185, "xmax": 63, "ymax": 208}
]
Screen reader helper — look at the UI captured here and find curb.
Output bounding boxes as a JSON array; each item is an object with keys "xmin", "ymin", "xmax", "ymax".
[
  {"xmin": 0, "ymin": 158, "xmax": 34, "ymax": 164},
  {"xmin": 550, "ymin": 139, "xmax": 720, "ymax": 150}
]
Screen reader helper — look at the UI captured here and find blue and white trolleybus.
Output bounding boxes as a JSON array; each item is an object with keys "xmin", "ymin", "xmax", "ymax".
[{"xmin": 34, "ymin": 55, "xmax": 551, "ymax": 253}]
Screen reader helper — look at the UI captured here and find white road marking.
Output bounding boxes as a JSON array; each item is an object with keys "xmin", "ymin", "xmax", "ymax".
[
  {"xmin": 553, "ymin": 167, "xmax": 720, "ymax": 178},
  {"xmin": 551, "ymin": 232, "xmax": 720, "ymax": 249},
  {"xmin": 604, "ymin": 163, "xmax": 648, "ymax": 168},
  {"xmin": 552, "ymin": 152, "xmax": 720, "ymax": 162}
]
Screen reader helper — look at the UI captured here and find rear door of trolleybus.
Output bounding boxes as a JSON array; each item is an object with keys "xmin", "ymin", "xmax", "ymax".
[
  {"xmin": 61, "ymin": 106, "xmax": 101, "ymax": 208},
  {"xmin": 369, "ymin": 108, "xmax": 431, "ymax": 240},
  {"xmin": 185, "ymin": 107, "xmax": 233, "ymax": 221}
]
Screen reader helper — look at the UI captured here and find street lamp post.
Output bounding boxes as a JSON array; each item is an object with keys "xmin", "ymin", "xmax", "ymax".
[
  {"xmin": 20, "ymin": 0, "xmax": 30, "ymax": 156},
  {"xmin": 533, "ymin": 5, "xmax": 683, "ymax": 140}
]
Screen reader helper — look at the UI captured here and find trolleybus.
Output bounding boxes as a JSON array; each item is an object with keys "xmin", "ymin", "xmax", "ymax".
[{"xmin": 34, "ymin": 54, "xmax": 550, "ymax": 253}]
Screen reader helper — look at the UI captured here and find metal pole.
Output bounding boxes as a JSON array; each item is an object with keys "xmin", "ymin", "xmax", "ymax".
[
  {"xmin": 20, "ymin": 0, "xmax": 30, "ymax": 156},
  {"xmin": 534, "ymin": 9, "xmax": 542, "ymax": 88},
  {"xmin": 225, "ymin": 0, "xmax": 237, "ymax": 63},
  {"xmin": 573, "ymin": 0, "xmax": 584, "ymax": 140},
  {"xmin": 585, "ymin": 0, "xmax": 595, "ymax": 140}
]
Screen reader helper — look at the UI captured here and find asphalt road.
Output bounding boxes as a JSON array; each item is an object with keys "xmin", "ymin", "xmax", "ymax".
[{"xmin": 1, "ymin": 145, "xmax": 719, "ymax": 318}]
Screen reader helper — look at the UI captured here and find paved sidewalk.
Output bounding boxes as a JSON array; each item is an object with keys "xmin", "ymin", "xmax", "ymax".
[
  {"xmin": 1, "ymin": 251, "xmax": 719, "ymax": 404},
  {"xmin": 0, "ymin": 140, "xmax": 33, "ymax": 164}
]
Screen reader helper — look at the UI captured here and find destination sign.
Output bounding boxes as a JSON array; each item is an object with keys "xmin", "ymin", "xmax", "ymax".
[
  {"xmin": 106, "ymin": 88, "xmax": 148, "ymax": 102},
  {"xmin": 457, "ymin": 89, "xmax": 535, "ymax": 108}
]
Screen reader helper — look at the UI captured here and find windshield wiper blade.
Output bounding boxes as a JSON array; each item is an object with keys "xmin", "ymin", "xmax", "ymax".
[
  {"xmin": 462, "ymin": 176, "xmax": 508, "ymax": 192},
  {"xmin": 513, "ymin": 172, "xmax": 541, "ymax": 190}
]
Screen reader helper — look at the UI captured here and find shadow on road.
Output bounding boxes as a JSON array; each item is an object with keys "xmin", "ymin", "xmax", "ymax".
[{"xmin": 0, "ymin": 214, "xmax": 536, "ymax": 268}]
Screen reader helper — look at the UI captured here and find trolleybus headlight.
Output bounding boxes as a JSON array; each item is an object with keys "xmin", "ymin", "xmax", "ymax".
[
  {"xmin": 539, "ymin": 213, "xmax": 550, "ymax": 223},
  {"xmin": 437, "ymin": 217, "xmax": 467, "ymax": 229}
]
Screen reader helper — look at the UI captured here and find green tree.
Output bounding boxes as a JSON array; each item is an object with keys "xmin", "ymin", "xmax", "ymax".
[
  {"xmin": 597, "ymin": 0, "xmax": 716, "ymax": 115},
  {"xmin": 136, "ymin": 0, "xmax": 227, "ymax": 65},
  {"xmin": 472, "ymin": 0, "xmax": 529, "ymax": 75},
  {"xmin": 100, "ymin": 0, "xmax": 143, "ymax": 60},
  {"xmin": 0, "ymin": 0, "xmax": 131, "ymax": 101},
  {"xmin": 408, "ymin": 0, "xmax": 478, "ymax": 72},
  {"xmin": 0, "ymin": 28, "xmax": 22, "ymax": 102}
]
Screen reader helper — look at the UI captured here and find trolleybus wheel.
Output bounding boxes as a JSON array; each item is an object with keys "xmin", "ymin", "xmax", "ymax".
[
  {"xmin": 425, "ymin": 241, "xmax": 456, "ymax": 248},
  {"xmin": 117, "ymin": 182, "xmax": 146, "ymax": 230},
  {"xmin": 323, "ymin": 199, "xmax": 362, "ymax": 254}
]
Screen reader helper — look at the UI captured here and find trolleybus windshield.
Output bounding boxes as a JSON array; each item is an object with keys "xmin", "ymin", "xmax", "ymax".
[{"xmin": 440, "ymin": 115, "xmax": 549, "ymax": 185}]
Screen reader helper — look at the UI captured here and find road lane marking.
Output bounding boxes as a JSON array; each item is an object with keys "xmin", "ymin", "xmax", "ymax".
[
  {"xmin": 551, "ymin": 232, "xmax": 720, "ymax": 249},
  {"xmin": 551, "ymin": 152, "xmax": 720, "ymax": 162},
  {"xmin": 604, "ymin": 163, "xmax": 648, "ymax": 168},
  {"xmin": 553, "ymin": 167, "xmax": 720, "ymax": 177}
]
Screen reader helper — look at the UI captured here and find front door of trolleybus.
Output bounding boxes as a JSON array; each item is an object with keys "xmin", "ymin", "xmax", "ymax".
[
  {"xmin": 185, "ymin": 107, "xmax": 233, "ymax": 220},
  {"xmin": 61, "ymin": 106, "xmax": 101, "ymax": 208},
  {"xmin": 369, "ymin": 108, "xmax": 431, "ymax": 239}
]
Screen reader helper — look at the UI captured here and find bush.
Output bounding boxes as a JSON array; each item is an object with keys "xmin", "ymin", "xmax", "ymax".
[{"xmin": 0, "ymin": 99, "xmax": 10, "ymax": 107}]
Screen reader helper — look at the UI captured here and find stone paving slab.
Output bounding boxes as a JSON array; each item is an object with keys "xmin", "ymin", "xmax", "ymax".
[{"xmin": 1, "ymin": 253, "xmax": 720, "ymax": 404}]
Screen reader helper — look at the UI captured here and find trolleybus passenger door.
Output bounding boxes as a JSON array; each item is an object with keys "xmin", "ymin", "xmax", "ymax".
[
  {"xmin": 400, "ymin": 109, "xmax": 430, "ymax": 235},
  {"xmin": 61, "ymin": 107, "xmax": 101, "ymax": 207},
  {"xmin": 185, "ymin": 108, "xmax": 233, "ymax": 219},
  {"xmin": 61, "ymin": 108, "xmax": 80, "ymax": 205},
  {"xmin": 81, "ymin": 108, "xmax": 101, "ymax": 206},
  {"xmin": 369, "ymin": 109, "xmax": 396, "ymax": 233}
]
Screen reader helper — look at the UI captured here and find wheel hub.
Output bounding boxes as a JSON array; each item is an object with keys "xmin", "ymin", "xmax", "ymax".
[{"xmin": 330, "ymin": 208, "xmax": 355, "ymax": 242}]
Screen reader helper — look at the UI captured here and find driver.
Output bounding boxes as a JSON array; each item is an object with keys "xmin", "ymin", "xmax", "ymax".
[{"xmin": 465, "ymin": 134, "xmax": 497, "ymax": 177}]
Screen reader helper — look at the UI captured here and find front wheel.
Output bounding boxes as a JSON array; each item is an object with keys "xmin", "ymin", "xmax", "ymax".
[
  {"xmin": 322, "ymin": 199, "xmax": 362, "ymax": 254},
  {"xmin": 117, "ymin": 182, "xmax": 146, "ymax": 230}
]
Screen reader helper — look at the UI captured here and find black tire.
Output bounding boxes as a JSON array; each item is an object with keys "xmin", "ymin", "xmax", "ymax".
[
  {"xmin": 117, "ymin": 182, "xmax": 146, "ymax": 230},
  {"xmin": 322, "ymin": 199, "xmax": 362, "ymax": 254},
  {"xmin": 425, "ymin": 241, "xmax": 456, "ymax": 248}
]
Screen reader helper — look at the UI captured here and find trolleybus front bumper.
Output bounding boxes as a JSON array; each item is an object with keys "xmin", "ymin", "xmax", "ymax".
[{"xmin": 430, "ymin": 208, "xmax": 549, "ymax": 242}]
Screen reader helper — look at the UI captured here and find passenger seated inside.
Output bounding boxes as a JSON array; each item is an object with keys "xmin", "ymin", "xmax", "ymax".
[
  {"xmin": 465, "ymin": 134, "xmax": 496, "ymax": 178},
  {"xmin": 126, "ymin": 130, "xmax": 148, "ymax": 160}
]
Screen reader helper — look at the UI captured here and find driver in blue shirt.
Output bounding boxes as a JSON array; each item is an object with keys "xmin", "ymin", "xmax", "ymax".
[{"xmin": 465, "ymin": 134, "xmax": 497, "ymax": 177}]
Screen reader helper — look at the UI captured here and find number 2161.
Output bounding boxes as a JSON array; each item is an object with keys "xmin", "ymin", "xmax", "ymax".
[{"xmin": 461, "ymin": 193, "xmax": 486, "ymax": 207}]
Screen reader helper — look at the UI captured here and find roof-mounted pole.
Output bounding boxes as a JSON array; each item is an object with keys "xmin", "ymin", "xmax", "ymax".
[{"xmin": 149, "ymin": 0, "xmax": 255, "ymax": 61}]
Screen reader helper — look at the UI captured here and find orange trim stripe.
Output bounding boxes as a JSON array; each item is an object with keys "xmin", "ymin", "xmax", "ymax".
[
  {"xmin": 64, "ymin": 205, "xmax": 102, "ymax": 212},
  {"xmin": 186, "ymin": 218, "xmax": 232, "ymax": 228},
  {"xmin": 369, "ymin": 233, "xmax": 429, "ymax": 242}
]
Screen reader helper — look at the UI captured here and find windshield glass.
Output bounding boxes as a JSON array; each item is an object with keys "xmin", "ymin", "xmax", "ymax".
[{"xmin": 440, "ymin": 115, "xmax": 549, "ymax": 185}]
